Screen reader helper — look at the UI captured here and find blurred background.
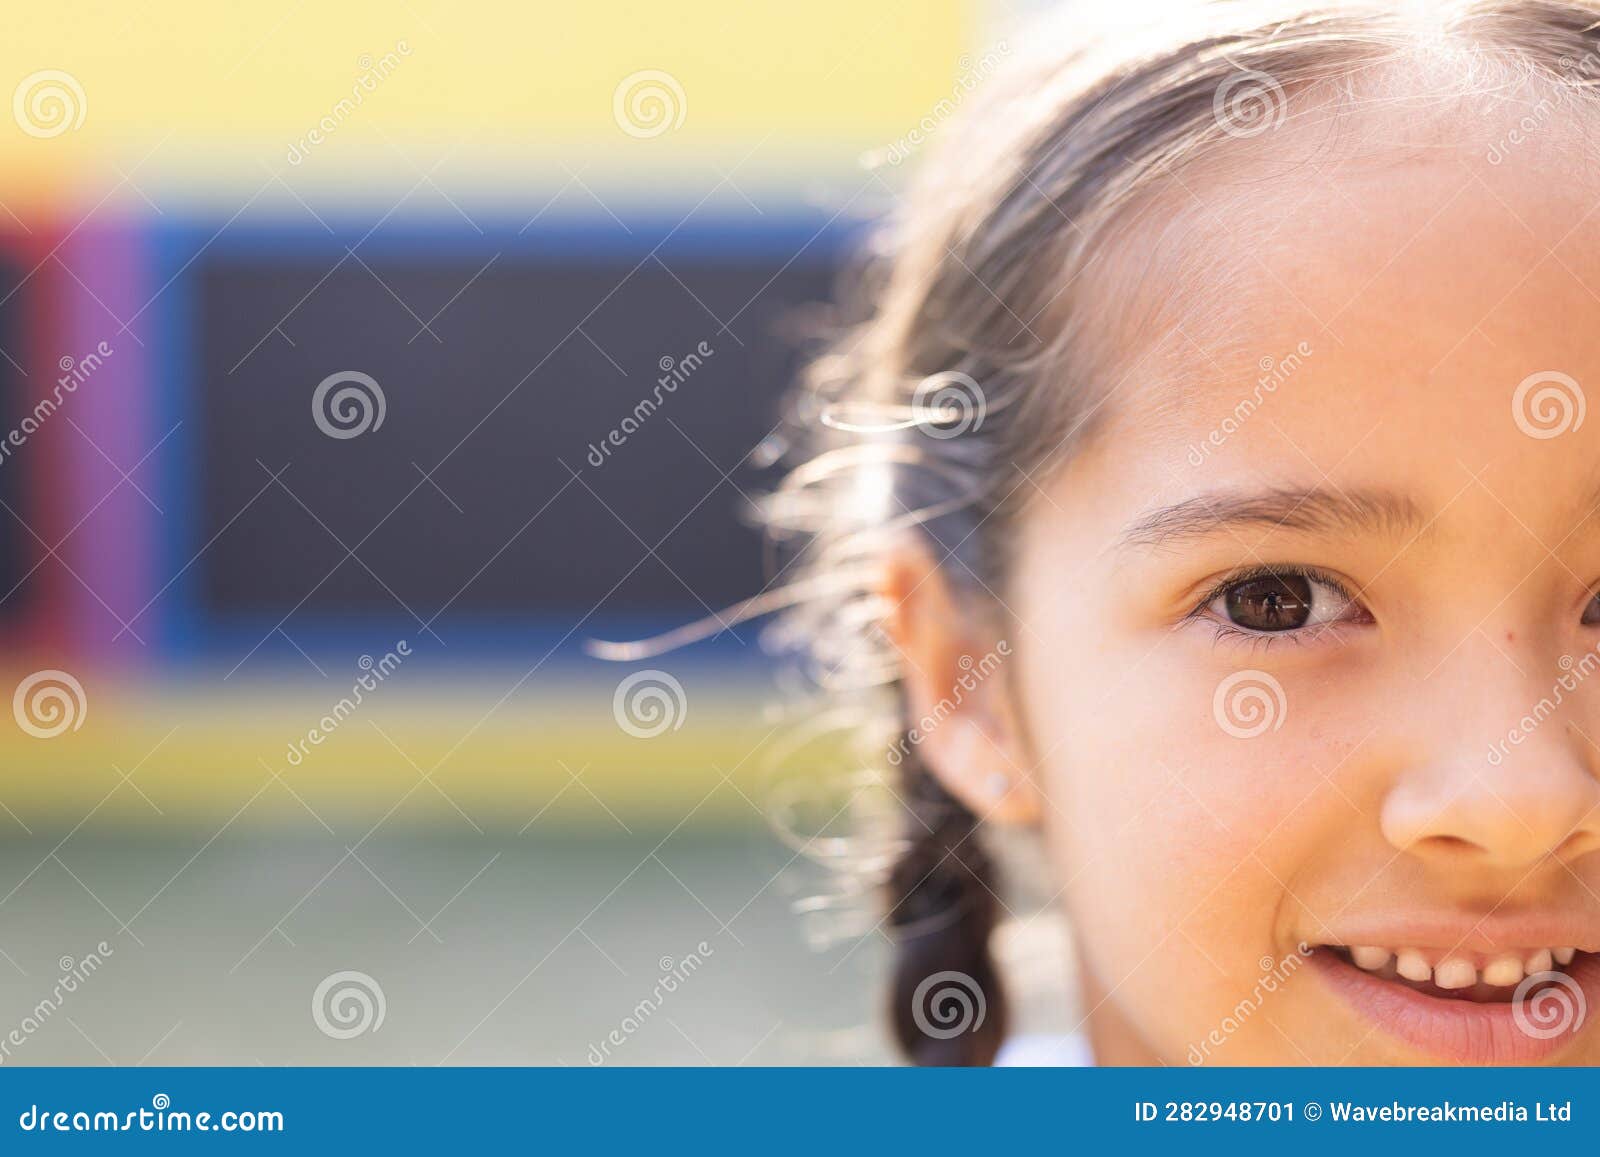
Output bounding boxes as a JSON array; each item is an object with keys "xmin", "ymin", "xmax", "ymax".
[{"xmin": 0, "ymin": 0, "xmax": 1071, "ymax": 1064}]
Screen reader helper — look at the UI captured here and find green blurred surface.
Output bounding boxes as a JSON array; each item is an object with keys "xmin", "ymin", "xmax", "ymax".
[{"xmin": 0, "ymin": 827, "xmax": 890, "ymax": 1066}]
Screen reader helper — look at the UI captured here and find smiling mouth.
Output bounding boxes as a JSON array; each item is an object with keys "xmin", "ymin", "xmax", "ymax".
[
  {"xmin": 1320, "ymin": 943, "xmax": 1586, "ymax": 1002},
  {"xmin": 1308, "ymin": 941, "xmax": 1599, "ymax": 1063}
]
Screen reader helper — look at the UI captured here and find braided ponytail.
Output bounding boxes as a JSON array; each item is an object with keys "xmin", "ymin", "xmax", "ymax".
[{"xmin": 886, "ymin": 744, "xmax": 1006, "ymax": 1066}]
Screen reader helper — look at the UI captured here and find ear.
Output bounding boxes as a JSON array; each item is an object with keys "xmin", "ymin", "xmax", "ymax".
[{"xmin": 880, "ymin": 541, "xmax": 1040, "ymax": 825}]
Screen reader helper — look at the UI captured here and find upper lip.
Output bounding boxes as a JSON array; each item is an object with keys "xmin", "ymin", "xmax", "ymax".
[{"xmin": 1308, "ymin": 912, "xmax": 1600, "ymax": 955}]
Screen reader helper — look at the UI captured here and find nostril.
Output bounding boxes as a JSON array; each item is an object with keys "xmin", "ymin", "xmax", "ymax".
[
  {"xmin": 1553, "ymin": 830, "xmax": 1600, "ymax": 861},
  {"xmin": 1419, "ymin": 834, "xmax": 1481, "ymax": 856}
]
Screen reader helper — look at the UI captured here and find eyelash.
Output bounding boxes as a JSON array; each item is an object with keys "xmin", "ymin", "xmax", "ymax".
[{"xmin": 1185, "ymin": 564, "xmax": 1365, "ymax": 650}]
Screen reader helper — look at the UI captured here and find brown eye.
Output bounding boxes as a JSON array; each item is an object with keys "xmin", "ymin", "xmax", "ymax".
[
  {"xmin": 1202, "ymin": 570, "xmax": 1366, "ymax": 636},
  {"xmin": 1584, "ymin": 593, "xmax": 1600, "ymax": 626},
  {"xmin": 1223, "ymin": 574, "xmax": 1314, "ymax": 632}
]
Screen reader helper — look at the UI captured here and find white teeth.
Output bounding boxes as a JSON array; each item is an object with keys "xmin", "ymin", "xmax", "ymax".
[
  {"xmin": 1482, "ymin": 954, "xmax": 1524, "ymax": 987},
  {"xmin": 1433, "ymin": 958, "xmax": 1476, "ymax": 989},
  {"xmin": 1341, "ymin": 944, "xmax": 1577, "ymax": 984},
  {"xmin": 1350, "ymin": 946, "xmax": 1391, "ymax": 971},
  {"xmin": 1396, "ymin": 949, "xmax": 1433, "ymax": 982}
]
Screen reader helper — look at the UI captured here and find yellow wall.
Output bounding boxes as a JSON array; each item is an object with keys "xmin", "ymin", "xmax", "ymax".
[
  {"xmin": 0, "ymin": 679, "xmax": 815, "ymax": 827},
  {"xmin": 3, "ymin": 1, "xmax": 969, "ymax": 203}
]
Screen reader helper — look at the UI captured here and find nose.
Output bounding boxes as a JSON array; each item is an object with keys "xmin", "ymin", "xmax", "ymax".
[{"xmin": 1380, "ymin": 683, "xmax": 1600, "ymax": 872}]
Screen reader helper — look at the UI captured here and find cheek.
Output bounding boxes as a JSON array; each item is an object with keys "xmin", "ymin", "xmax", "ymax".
[
  {"xmin": 1022, "ymin": 631, "xmax": 1323, "ymax": 897},
  {"xmin": 1015, "ymin": 626, "xmax": 1355, "ymax": 1057}
]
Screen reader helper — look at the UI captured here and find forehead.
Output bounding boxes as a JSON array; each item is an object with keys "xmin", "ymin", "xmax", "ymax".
[{"xmin": 1075, "ymin": 89, "xmax": 1600, "ymax": 535}]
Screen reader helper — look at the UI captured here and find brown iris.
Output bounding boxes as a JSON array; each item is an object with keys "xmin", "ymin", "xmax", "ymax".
[{"xmin": 1223, "ymin": 574, "xmax": 1314, "ymax": 632}]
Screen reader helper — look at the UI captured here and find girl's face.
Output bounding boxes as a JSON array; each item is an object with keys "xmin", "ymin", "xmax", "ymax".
[{"xmin": 1011, "ymin": 124, "xmax": 1600, "ymax": 1064}]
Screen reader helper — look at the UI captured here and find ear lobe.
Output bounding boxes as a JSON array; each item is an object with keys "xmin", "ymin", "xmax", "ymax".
[{"xmin": 881, "ymin": 544, "xmax": 1040, "ymax": 826}]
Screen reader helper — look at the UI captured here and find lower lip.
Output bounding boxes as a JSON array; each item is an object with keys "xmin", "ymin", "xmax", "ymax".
[{"xmin": 1310, "ymin": 947, "xmax": 1600, "ymax": 1064}]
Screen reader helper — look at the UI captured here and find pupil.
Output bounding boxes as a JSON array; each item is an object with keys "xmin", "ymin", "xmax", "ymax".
[{"xmin": 1225, "ymin": 574, "xmax": 1313, "ymax": 632}]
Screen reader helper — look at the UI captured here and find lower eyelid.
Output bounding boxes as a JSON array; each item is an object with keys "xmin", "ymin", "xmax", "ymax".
[
  {"xmin": 1196, "ymin": 618, "xmax": 1351, "ymax": 651},
  {"xmin": 1198, "ymin": 620, "xmax": 1309, "ymax": 653}
]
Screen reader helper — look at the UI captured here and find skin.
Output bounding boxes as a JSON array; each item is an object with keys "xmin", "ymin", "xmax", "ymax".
[{"xmin": 886, "ymin": 80, "xmax": 1600, "ymax": 1064}]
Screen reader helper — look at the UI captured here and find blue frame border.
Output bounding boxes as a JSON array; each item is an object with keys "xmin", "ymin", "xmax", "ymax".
[{"xmin": 140, "ymin": 210, "xmax": 857, "ymax": 669}]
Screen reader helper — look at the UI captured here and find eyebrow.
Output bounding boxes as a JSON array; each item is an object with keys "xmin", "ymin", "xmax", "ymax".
[{"xmin": 1118, "ymin": 486, "xmax": 1428, "ymax": 552}]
